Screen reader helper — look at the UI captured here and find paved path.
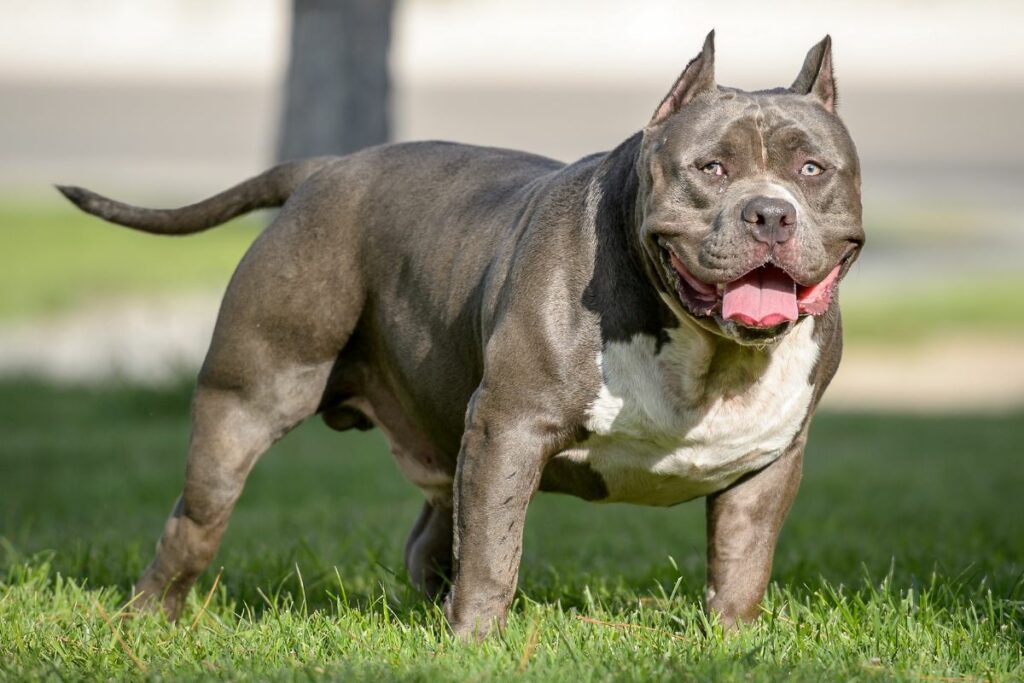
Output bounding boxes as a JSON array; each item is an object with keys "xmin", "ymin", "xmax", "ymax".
[
  {"xmin": 1, "ymin": 294, "xmax": 1020, "ymax": 412},
  {"xmin": 3, "ymin": 81, "xmax": 1024, "ymax": 208}
]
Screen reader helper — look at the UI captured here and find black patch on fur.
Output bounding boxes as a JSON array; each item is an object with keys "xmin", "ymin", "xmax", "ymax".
[
  {"xmin": 539, "ymin": 456, "xmax": 610, "ymax": 500},
  {"xmin": 582, "ymin": 133, "xmax": 673, "ymax": 351}
]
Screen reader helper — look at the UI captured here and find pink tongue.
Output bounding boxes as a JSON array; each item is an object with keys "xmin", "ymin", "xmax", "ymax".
[{"xmin": 722, "ymin": 266, "xmax": 798, "ymax": 328}]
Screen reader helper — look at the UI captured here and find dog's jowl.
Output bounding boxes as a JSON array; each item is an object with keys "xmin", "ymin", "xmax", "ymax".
[{"xmin": 59, "ymin": 32, "xmax": 863, "ymax": 640}]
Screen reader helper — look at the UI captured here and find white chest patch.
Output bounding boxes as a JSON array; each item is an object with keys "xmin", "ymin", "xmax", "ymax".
[{"xmin": 565, "ymin": 318, "xmax": 819, "ymax": 506}]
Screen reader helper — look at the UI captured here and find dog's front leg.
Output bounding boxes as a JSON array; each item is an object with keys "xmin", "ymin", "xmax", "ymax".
[
  {"xmin": 443, "ymin": 386, "xmax": 556, "ymax": 642},
  {"xmin": 704, "ymin": 431, "xmax": 807, "ymax": 630}
]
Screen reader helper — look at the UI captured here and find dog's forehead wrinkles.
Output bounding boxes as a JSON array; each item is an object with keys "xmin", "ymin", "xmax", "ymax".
[
  {"xmin": 662, "ymin": 101, "xmax": 749, "ymax": 162},
  {"xmin": 762, "ymin": 97, "xmax": 857, "ymax": 169},
  {"xmin": 753, "ymin": 101, "xmax": 768, "ymax": 172}
]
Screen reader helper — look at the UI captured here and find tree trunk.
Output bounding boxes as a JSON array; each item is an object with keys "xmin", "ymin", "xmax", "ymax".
[{"xmin": 276, "ymin": 0, "xmax": 394, "ymax": 162}]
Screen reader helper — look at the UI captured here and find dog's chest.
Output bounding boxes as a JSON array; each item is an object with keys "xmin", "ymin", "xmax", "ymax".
[{"xmin": 560, "ymin": 319, "xmax": 819, "ymax": 506}]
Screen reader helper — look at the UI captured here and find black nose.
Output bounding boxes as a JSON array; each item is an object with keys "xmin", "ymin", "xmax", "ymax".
[{"xmin": 741, "ymin": 196, "xmax": 796, "ymax": 245}]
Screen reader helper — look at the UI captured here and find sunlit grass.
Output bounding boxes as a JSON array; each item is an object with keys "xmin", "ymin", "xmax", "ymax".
[
  {"xmin": 1, "ymin": 382, "xmax": 1021, "ymax": 681},
  {"xmin": 0, "ymin": 201, "xmax": 259, "ymax": 320},
  {"xmin": 841, "ymin": 273, "xmax": 1024, "ymax": 342}
]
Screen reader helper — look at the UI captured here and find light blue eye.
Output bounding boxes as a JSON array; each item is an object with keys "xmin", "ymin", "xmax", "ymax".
[
  {"xmin": 800, "ymin": 161, "xmax": 824, "ymax": 176},
  {"xmin": 701, "ymin": 161, "xmax": 725, "ymax": 176}
]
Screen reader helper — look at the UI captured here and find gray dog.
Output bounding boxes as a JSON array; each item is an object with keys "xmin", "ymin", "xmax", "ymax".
[{"xmin": 59, "ymin": 32, "xmax": 863, "ymax": 640}]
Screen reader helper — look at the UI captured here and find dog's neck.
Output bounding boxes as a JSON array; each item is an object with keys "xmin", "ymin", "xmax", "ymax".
[
  {"xmin": 592, "ymin": 132, "xmax": 646, "ymax": 276},
  {"xmin": 580, "ymin": 133, "xmax": 671, "ymax": 347}
]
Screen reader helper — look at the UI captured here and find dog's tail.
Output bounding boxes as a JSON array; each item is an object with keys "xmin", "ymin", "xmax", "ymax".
[{"xmin": 55, "ymin": 157, "xmax": 334, "ymax": 236}]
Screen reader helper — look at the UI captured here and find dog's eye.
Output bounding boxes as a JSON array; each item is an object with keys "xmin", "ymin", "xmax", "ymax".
[
  {"xmin": 799, "ymin": 161, "xmax": 824, "ymax": 177},
  {"xmin": 701, "ymin": 161, "xmax": 725, "ymax": 177}
]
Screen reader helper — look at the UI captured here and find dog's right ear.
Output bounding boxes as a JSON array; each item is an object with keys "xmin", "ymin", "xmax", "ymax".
[
  {"xmin": 791, "ymin": 35, "xmax": 836, "ymax": 112},
  {"xmin": 649, "ymin": 30, "xmax": 716, "ymax": 127}
]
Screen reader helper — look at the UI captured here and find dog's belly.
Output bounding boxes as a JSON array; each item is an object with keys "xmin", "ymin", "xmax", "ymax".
[
  {"xmin": 340, "ymin": 392, "xmax": 455, "ymax": 505},
  {"xmin": 551, "ymin": 318, "xmax": 819, "ymax": 506}
]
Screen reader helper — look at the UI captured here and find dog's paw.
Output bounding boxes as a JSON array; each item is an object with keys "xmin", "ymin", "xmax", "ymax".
[
  {"xmin": 129, "ymin": 572, "xmax": 190, "ymax": 623},
  {"xmin": 443, "ymin": 593, "xmax": 506, "ymax": 643}
]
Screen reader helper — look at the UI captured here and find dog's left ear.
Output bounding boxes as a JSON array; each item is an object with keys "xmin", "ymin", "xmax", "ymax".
[
  {"xmin": 649, "ymin": 30, "xmax": 716, "ymax": 127},
  {"xmin": 792, "ymin": 35, "xmax": 836, "ymax": 112}
]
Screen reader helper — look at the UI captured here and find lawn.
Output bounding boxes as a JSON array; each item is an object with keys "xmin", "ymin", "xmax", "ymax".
[
  {"xmin": 2, "ymin": 201, "xmax": 1024, "ymax": 344},
  {"xmin": 0, "ymin": 202, "xmax": 259, "ymax": 320},
  {"xmin": 1, "ymin": 381, "xmax": 1022, "ymax": 681}
]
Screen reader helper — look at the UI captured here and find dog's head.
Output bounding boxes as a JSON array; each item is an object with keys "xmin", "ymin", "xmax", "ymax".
[{"xmin": 637, "ymin": 32, "xmax": 864, "ymax": 345}]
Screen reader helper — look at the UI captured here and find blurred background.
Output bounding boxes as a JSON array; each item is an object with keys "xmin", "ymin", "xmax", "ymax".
[{"xmin": 1, "ymin": 0, "xmax": 1022, "ymax": 409}]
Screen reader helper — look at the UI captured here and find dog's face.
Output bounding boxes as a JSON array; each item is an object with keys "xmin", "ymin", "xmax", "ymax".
[{"xmin": 637, "ymin": 33, "xmax": 864, "ymax": 345}]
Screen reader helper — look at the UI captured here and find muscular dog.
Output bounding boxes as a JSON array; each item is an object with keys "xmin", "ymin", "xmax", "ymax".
[{"xmin": 59, "ymin": 32, "xmax": 863, "ymax": 639}]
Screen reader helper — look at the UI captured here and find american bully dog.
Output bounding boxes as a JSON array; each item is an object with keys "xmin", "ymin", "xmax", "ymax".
[{"xmin": 58, "ymin": 32, "xmax": 863, "ymax": 640}]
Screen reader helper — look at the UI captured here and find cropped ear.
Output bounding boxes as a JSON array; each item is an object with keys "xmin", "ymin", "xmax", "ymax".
[
  {"xmin": 791, "ymin": 35, "xmax": 835, "ymax": 112},
  {"xmin": 649, "ymin": 30, "xmax": 716, "ymax": 127}
]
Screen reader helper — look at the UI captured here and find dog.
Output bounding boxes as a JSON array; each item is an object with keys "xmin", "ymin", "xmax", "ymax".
[{"xmin": 58, "ymin": 32, "xmax": 863, "ymax": 640}]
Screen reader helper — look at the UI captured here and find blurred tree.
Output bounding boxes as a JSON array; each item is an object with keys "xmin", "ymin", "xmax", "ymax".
[{"xmin": 277, "ymin": 0, "xmax": 395, "ymax": 161}]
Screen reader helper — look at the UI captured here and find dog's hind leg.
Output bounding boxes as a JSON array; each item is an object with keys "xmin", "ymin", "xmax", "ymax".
[
  {"xmin": 131, "ymin": 357, "xmax": 334, "ymax": 620},
  {"xmin": 404, "ymin": 501, "xmax": 454, "ymax": 600},
  {"xmin": 131, "ymin": 209, "xmax": 363, "ymax": 621}
]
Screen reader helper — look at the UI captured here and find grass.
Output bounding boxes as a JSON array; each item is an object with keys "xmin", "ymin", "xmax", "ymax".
[
  {"xmin": 841, "ymin": 273, "xmax": 1024, "ymax": 343},
  {"xmin": 2, "ymin": 201, "xmax": 1024, "ymax": 344},
  {"xmin": 0, "ymin": 202, "xmax": 259, "ymax": 320},
  {"xmin": 1, "ymin": 381, "xmax": 1022, "ymax": 681}
]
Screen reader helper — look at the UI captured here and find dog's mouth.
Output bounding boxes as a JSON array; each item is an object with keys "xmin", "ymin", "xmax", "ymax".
[{"xmin": 658, "ymin": 245, "xmax": 846, "ymax": 330}]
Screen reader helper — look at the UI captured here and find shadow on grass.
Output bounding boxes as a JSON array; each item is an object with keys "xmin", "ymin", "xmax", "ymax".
[{"xmin": 1, "ymin": 380, "xmax": 1022, "ymax": 625}]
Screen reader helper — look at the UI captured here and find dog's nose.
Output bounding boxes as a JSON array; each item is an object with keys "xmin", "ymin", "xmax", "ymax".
[{"xmin": 741, "ymin": 197, "xmax": 796, "ymax": 245}]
